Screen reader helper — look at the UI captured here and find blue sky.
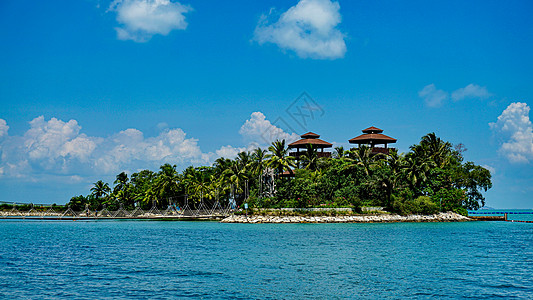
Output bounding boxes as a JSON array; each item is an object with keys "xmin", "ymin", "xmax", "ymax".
[{"xmin": 1, "ymin": 0, "xmax": 532, "ymax": 208}]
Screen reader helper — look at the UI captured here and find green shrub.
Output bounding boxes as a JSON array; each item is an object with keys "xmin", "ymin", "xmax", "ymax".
[
  {"xmin": 395, "ymin": 196, "xmax": 439, "ymax": 215},
  {"xmin": 0, "ymin": 204, "xmax": 13, "ymax": 210},
  {"xmin": 453, "ymin": 206, "xmax": 468, "ymax": 216}
]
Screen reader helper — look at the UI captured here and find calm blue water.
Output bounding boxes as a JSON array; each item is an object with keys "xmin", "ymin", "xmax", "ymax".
[
  {"xmin": 469, "ymin": 209, "xmax": 533, "ymax": 222},
  {"xmin": 0, "ymin": 220, "xmax": 532, "ymax": 299}
]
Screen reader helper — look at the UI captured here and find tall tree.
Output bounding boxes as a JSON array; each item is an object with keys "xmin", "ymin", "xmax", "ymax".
[
  {"xmin": 250, "ymin": 148, "xmax": 268, "ymax": 197},
  {"xmin": 250, "ymin": 148, "xmax": 267, "ymax": 176},
  {"xmin": 213, "ymin": 157, "xmax": 232, "ymax": 177},
  {"xmin": 112, "ymin": 171, "xmax": 134, "ymax": 208},
  {"xmin": 185, "ymin": 166, "xmax": 213, "ymax": 203},
  {"xmin": 454, "ymin": 162, "xmax": 492, "ymax": 210},
  {"xmin": 113, "ymin": 172, "xmax": 129, "ymax": 193},
  {"xmin": 418, "ymin": 132, "xmax": 453, "ymax": 168},
  {"xmin": 130, "ymin": 169, "xmax": 155, "ymax": 207},
  {"xmin": 222, "ymin": 158, "xmax": 249, "ymax": 206},
  {"xmin": 91, "ymin": 180, "xmax": 111, "ymax": 200},
  {"xmin": 403, "ymin": 149, "xmax": 431, "ymax": 194},
  {"xmin": 333, "ymin": 146, "xmax": 345, "ymax": 159},
  {"xmin": 300, "ymin": 144, "xmax": 319, "ymax": 171},
  {"xmin": 154, "ymin": 164, "xmax": 181, "ymax": 207},
  {"xmin": 347, "ymin": 145, "xmax": 379, "ymax": 176},
  {"xmin": 266, "ymin": 140, "xmax": 296, "ymax": 177},
  {"xmin": 372, "ymin": 149, "xmax": 406, "ymax": 208}
]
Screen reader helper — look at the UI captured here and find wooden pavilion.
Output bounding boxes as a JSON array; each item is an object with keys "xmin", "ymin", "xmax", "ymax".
[
  {"xmin": 349, "ymin": 126, "xmax": 396, "ymax": 155},
  {"xmin": 288, "ymin": 132, "xmax": 333, "ymax": 159}
]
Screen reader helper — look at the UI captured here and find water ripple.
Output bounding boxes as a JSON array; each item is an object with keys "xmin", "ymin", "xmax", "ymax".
[{"xmin": 0, "ymin": 220, "xmax": 532, "ymax": 298}]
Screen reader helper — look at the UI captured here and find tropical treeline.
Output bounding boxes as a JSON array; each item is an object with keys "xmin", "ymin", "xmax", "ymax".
[{"xmin": 68, "ymin": 133, "xmax": 491, "ymax": 215}]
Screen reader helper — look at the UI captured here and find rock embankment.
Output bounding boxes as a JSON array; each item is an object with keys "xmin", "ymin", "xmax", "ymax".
[{"xmin": 220, "ymin": 212, "xmax": 470, "ymax": 223}]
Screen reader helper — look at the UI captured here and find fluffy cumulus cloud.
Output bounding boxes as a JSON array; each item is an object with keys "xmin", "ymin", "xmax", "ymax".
[
  {"xmin": 94, "ymin": 128, "xmax": 209, "ymax": 173},
  {"xmin": 0, "ymin": 112, "xmax": 295, "ymax": 180},
  {"xmin": 254, "ymin": 0, "xmax": 346, "ymax": 59},
  {"xmin": 23, "ymin": 117, "xmax": 99, "ymax": 167},
  {"xmin": 418, "ymin": 84, "xmax": 448, "ymax": 107},
  {"xmin": 215, "ymin": 112, "xmax": 299, "ymax": 159},
  {"xmin": 239, "ymin": 112, "xmax": 299, "ymax": 145},
  {"xmin": 489, "ymin": 102, "xmax": 533, "ymax": 163},
  {"xmin": 0, "ymin": 116, "xmax": 208, "ymax": 179},
  {"xmin": 0, "ymin": 119, "xmax": 8, "ymax": 138},
  {"xmin": 451, "ymin": 84, "xmax": 491, "ymax": 101},
  {"xmin": 109, "ymin": 0, "xmax": 192, "ymax": 42},
  {"xmin": 215, "ymin": 145, "xmax": 248, "ymax": 159},
  {"xmin": 0, "ymin": 117, "xmax": 101, "ymax": 178}
]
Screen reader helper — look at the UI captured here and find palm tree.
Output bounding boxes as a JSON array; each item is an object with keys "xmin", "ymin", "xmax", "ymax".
[
  {"xmin": 213, "ymin": 157, "xmax": 232, "ymax": 176},
  {"xmin": 266, "ymin": 140, "xmax": 296, "ymax": 177},
  {"xmin": 333, "ymin": 146, "xmax": 345, "ymax": 159},
  {"xmin": 418, "ymin": 132, "xmax": 453, "ymax": 168},
  {"xmin": 222, "ymin": 159, "xmax": 249, "ymax": 206},
  {"xmin": 130, "ymin": 170, "xmax": 155, "ymax": 207},
  {"xmin": 153, "ymin": 164, "xmax": 180, "ymax": 207},
  {"xmin": 91, "ymin": 180, "xmax": 111, "ymax": 200},
  {"xmin": 236, "ymin": 151, "xmax": 252, "ymax": 170},
  {"xmin": 372, "ymin": 149, "xmax": 406, "ymax": 208},
  {"xmin": 112, "ymin": 171, "xmax": 133, "ymax": 208},
  {"xmin": 142, "ymin": 187, "xmax": 158, "ymax": 208},
  {"xmin": 346, "ymin": 145, "xmax": 380, "ymax": 176},
  {"xmin": 113, "ymin": 172, "xmax": 129, "ymax": 193},
  {"xmin": 185, "ymin": 166, "xmax": 212, "ymax": 204},
  {"xmin": 403, "ymin": 148, "xmax": 431, "ymax": 193},
  {"xmin": 250, "ymin": 148, "xmax": 268, "ymax": 197},
  {"xmin": 250, "ymin": 148, "xmax": 267, "ymax": 175},
  {"xmin": 300, "ymin": 144, "xmax": 319, "ymax": 171}
]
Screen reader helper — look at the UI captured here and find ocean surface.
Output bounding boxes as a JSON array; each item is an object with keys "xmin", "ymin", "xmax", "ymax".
[{"xmin": 0, "ymin": 219, "xmax": 532, "ymax": 299}]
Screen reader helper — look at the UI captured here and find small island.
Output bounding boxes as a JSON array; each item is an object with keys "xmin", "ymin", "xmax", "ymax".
[{"xmin": 36, "ymin": 127, "xmax": 493, "ymax": 223}]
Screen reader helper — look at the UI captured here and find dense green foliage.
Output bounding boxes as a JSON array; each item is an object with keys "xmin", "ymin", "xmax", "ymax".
[{"xmin": 69, "ymin": 133, "xmax": 492, "ymax": 214}]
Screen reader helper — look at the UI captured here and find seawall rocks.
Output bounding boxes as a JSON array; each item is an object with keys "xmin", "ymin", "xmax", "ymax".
[{"xmin": 220, "ymin": 212, "xmax": 471, "ymax": 223}]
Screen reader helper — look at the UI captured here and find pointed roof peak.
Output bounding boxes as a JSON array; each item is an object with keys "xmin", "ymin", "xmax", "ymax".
[
  {"xmin": 301, "ymin": 132, "xmax": 320, "ymax": 138},
  {"xmin": 362, "ymin": 126, "xmax": 383, "ymax": 133},
  {"xmin": 289, "ymin": 132, "xmax": 332, "ymax": 148}
]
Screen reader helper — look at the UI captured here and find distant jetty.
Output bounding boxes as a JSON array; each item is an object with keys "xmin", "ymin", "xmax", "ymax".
[{"xmin": 221, "ymin": 212, "xmax": 471, "ymax": 223}]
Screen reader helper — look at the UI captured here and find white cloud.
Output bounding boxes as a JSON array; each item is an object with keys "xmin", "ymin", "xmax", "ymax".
[
  {"xmin": 489, "ymin": 102, "xmax": 533, "ymax": 163},
  {"xmin": 451, "ymin": 84, "xmax": 491, "ymax": 101},
  {"xmin": 0, "ymin": 119, "xmax": 8, "ymax": 138},
  {"xmin": 481, "ymin": 164, "xmax": 496, "ymax": 175},
  {"xmin": 94, "ymin": 127, "xmax": 208, "ymax": 173},
  {"xmin": 0, "ymin": 112, "xmax": 296, "ymax": 181},
  {"xmin": 254, "ymin": 0, "xmax": 346, "ymax": 59},
  {"xmin": 23, "ymin": 116, "xmax": 100, "ymax": 170},
  {"xmin": 109, "ymin": 0, "xmax": 192, "ymax": 42},
  {"xmin": 215, "ymin": 145, "xmax": 247, "ymax": 159},
  {"xmin": 214, "ymin": 112, "xmax": 298, "ymax": 159},
  {"xmin": 239, "ymin": 111, "xmax": 299, "ymax": 146},
  {"xmin": 0, "ymin": 116, "xmax": 208, "ymax": 179},
  {"xmin": 418, "ymin": 84, "xmax": 449, "ymax": 107}
]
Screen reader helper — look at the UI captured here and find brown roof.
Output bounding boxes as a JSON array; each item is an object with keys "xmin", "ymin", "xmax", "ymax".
[
  {"xmin": 280, "ymin": 169, "xmax": 296, "ymax": 177},
  {"xmin": 301, "ymin": 132, "xmax": 320, "ymax": 138},
  {"xmin": 349, "ymin": 133, "xmax": 397, "ymax": 144},
  {"xmin": 288, "ymin": 138, "xmax": 333, "ymax": 148},
  {"xmin": 362, "ymin": 126, "xmax": 383, "ymax": 134}
]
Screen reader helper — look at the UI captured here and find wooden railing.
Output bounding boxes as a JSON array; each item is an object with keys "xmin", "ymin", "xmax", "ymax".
[
  {"xmin": 290, "ymin": 152, "xmax": 331, "ymax": 158},
  {"xmin": 371, "ymin": 147, "xmax": 394, "ymax": 155}
]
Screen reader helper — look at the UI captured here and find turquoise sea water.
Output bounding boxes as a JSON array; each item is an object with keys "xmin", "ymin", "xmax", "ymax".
[{"xmin": 0, "ymin": 220, "xmax": 532, "ymax": 299}]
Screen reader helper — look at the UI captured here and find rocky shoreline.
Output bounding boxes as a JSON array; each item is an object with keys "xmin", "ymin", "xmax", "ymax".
[{"xmin": 220, "ymin": 212, "xmax": 471, "ymax": 223}]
